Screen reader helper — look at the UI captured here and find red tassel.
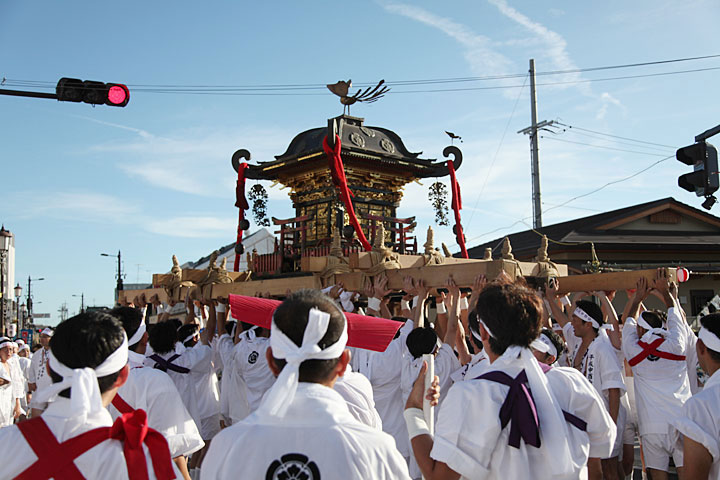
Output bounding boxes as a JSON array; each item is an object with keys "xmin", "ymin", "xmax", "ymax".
[{"xmin": 447, "ymin": 159, "xmax": 468, "ymax": 259}]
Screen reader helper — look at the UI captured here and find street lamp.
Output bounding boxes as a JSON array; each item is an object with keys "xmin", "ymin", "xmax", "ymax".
[
  {"xmin": 27, "ymin": 276, "xmax": 45, "ymax": 322},
  {"xmin": 14, "ymin": 283, "xmax": 22, "ymax": 331},
  {"xmin": 0, "ymin": 226, "xmax": 12, "ymax": 337},
  {"xmin": 72, "ymin": 293, "xmax": 85, "ymax": 313},
  {"xmin": 101, "ymin": 250, "xmax": 124, "ymax": 299}
]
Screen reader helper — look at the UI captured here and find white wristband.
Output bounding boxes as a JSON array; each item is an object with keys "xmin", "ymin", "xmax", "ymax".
[
  {"xmin": 413, "ymin": 296, "xmax": 420, "ymax": 308},
  {"xmin": 436, "ymin": 301, "xmax": 447, "ymax": 314},
  {"xmin": 367, "ymin": 297, "xmax": 382, "ymax": 312},
  {"xmin": 459, "ymin": 297, "xmax": 469, "ymax": 310},
  {"xmin": 401, "ymin": 300, "xmax": 411, "ymax": 311},
  {"xmin": 404, "ymin": 408, "xmax": 431, "ymax": 439},
  {"xmin": 560, "ymin": 295, "xmax": 571, "ymax": 306},
  {"xmin": 216, "ymin": 303, "xmax": 226, "ymax": 313}
]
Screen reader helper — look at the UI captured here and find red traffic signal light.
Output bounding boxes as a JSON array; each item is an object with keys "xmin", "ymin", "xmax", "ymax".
[{"xmin": 55, "ymin": 77, "xmax": 130, "ymax": 107}]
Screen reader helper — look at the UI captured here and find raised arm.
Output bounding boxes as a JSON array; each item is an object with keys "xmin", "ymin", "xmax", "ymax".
[
  {"xmin": 544, "ymin": 278, "xmax": 570, "ymax": 327},
  {"xmin": 595, "ymin": 291, "xmax": 621, "ymax": 350}
]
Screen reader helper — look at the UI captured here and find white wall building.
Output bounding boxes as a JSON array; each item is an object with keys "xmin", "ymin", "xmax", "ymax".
[
  {"xmin": 0, "ymin": 226, "xmax": 16, "ymax": 336},
  {"xmin": 185, "ymin": 228, "xmax": 275, "ymax": 271}
]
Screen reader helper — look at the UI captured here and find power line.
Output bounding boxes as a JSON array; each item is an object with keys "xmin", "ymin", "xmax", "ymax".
[
  {"xmin": 465, "ymin": 154, "xmax": 674, "ymax": 243},
  {"xmin": 466, "ymin": 74, "xmax": 528, "ymax": 229},
  {"xmin": 3, "ymin": 54, "xmax": 720, "ymax": 94},
  {"xmin": 556, "ymin": 123, "xmax": 678, "ymax": 149},
  {"xmin": 556, "ymin": 128, "xmax": 676, "ymax": 153},
  {"xmin": 540, "ymin": 136, "xmax": 673, "ymax": 157}
]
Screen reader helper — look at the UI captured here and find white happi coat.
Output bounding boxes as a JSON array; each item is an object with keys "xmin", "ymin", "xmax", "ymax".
[
  {"xmin": 108, "ymin": 350, "xmax": 204, "ymax": 458},
  {"xmin": 231, "ymin": 333, "xmax": 275, "ymax": 416},
  {"xmin": 28, "ymin": 347, "xmax": 53, "ymax": 409},
  {"xmin": 622, "ymin": 307, "xmax": 691, "ymax": 436},
  {"xmin": 211, "ymin": 333, "xmax": 243, "ymax": 424},
  {"xmin": 0, "ymin": 361, "xmax": 23, "ymax": 427},
  {"xmin": 672, "ymin": 369, "xmax": 720, "ymax": 479},
  {"xmin": 564, "ymin": 324, "xmax": 627, "ymax": 409},
  {"xmin": 451, "ymin": 351, "xmax": 489, "ymax": 383},
  {"xmin": 430, "ymin": 353, "xmax": 615, "ymax": 480},
  {"xmin": 201, "ymin": 382, "xmax": 410, "ymax": 480},
  {"xmin": 0, "ymin": 397, "xmax": 180, "ymax": 479},
  {"xmin": 13, "ymin": 355, "xmax": 32, "ymax": 411},
  {"xmin": 333, "ymin": 365, "xmax": 382, "ymax": 429},
  {"xmin": 350, "ymin": 319, "xmax": 414, "ymax": 458},
  {"xmin": 144, "ymin": 343, "xmax": 215, "ymax": 430}
]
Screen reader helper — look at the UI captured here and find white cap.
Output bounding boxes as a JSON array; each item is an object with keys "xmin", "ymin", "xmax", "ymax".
[{"xmin": 40, "ymin": 328, "xmax": 54, "ymax": 337}]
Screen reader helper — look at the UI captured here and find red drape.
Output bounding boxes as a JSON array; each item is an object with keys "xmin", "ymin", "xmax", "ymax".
[
  {"xmin": 447, "ymin": 159, "xmax": 468, "ymax": 258},
  {"xmin": 234, "ymin": 162, "xmax": 249, "ymax": 271},
  {"xmin": 322, "ymin": 135, "xmax": 372, "ymax": 252},
  {"xmin": 229, "ymin": 294, "xmax": 401, "ymax": 352}
]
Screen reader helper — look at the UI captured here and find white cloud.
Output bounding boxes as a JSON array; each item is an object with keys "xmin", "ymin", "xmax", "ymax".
[
  {"xmin": 596, "ymin": 92, "xmax": 626, "ymax": 120},
  {"xmin": 145, "ymin": 216, "xmax": 238, "ymax": 238},
  {"xmin": 381, "ymin": 4, "xmax": 515, "ymax": 80}
]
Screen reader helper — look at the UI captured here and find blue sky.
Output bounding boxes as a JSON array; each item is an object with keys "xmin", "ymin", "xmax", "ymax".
[{"xmin": 1, "ymin": 0, "xmax": 719, "ymax": 324}]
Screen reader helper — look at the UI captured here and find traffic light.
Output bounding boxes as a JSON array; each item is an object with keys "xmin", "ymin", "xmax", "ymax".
[
  {"xmin": 677, "ymin": 141, "xmax": 718, "ymax": 199},
  {"xmin": 55, "ymin": 77, "xmax": 130, "ymax": 107}
]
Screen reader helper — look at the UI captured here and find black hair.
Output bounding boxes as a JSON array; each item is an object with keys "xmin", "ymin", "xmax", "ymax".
[
  {"xmin": 148, "ymin": 320, "xmax": 178, "ymax": 354},
  {"xmin": 177, "ymin": 323, "xmax": 199, "ymax": 347},
  {"xmin": 700, "ymin": 313, "xmax": 720, "ymax": 362},
  {"xmin": 240, "ymin": 321, "xmax": 254, "ymax": 332},
  {"xmin": 169, "ymin": 318, "xmax": 183, "ymax": 331},
  {"xmin": 475, "ymin": 282, "xmax": 542, "ymax": 355},
  {"xmin": 467, "ymin": 310, "xmax": 484, "ymax": 352},
  {"xmin": 638, "ymin": 310, "xmax": 664, "ymax": 330},
  {"xmin": 406, "ymin": 326, "xmax": 438, "ymax": 359},
  {"xmin": 110, "ymin": 306, "xmax": 144, "ymax": 352},
  {"xmin": 225, "ymin": 321, "xmax": 237, "ymax": 337},
  {"xmin": 539, "ymin": 328, "xmax": 565, "ymax": 364},
  {"xmin": 272, "ymin": 289, "xmax": 345, "ymax": 383},
  {"xmin": 575, "ymin": 300, "xmax": 604, "ymax": 333},
  {"xmin": 48, "ymin": 311, "xmax": 125, "ymax": 398}
]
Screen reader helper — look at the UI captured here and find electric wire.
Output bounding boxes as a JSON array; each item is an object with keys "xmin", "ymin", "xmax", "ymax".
[
  {"xmin": 555, "ymin": 122, "xmax": 678, "ymax": 149},
  {"xmin": 555, "ymin": 128, "xmax": 676, "ymax": 153},
  {"xmin": 465, "ymin": 154, "xmax": 674, "ymax": 244},
  {"xmin": 3, "ymin": 54, "xmax": 719, "ymax": 94},
  {"xmin": 540, "ymin": 136, "xmax": 673, "ymax": 157},
  {"xmin": 465, "ymin": 74, "xmax": 528, "ymax": 230}
]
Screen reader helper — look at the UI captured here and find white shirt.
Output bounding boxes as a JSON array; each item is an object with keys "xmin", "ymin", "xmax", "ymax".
[
  {"xmin": 430, "ymin": 354, "xmax": 614, "ymax": 480},
  {"xmin": 28, "ymin": 347, "xmax": 53, "ymax": 409},
  {"xmin": 451, "ymin": 351, "xmax": 489, "ymax": 382},
  {"xmin": 108, "ymin": 352, "xmax": 205, "ymax": 458},
  {"xmin": 401, "ymin": 342, "xmax": 460, "ymax": 406},
  {"xmin": 673, "ymin": 369, "xmax": 720, "ymax": 479},
  {"xmin": 0, "ymin": 360, "xmax": 21, "ymax": 427},
  {"xmin": 0, "ymin": 397, "xmax": 180, "ymax": 479},
  {"xmin": 211, "ymin": 333, "xmax": 239, "ymax": 423},
  {"xmin": 201, "ymin": 382, "xmax": 410, "ymax": 480},
  {"xmin": 231, "ymin": 334, "xmax": 275, "ymax": 415},
  {"xmin": 564, "ymin": 324, "xmax": 626, "ymax": 410},
  {"xmin": 333, "ymin": 365, "xmax": 382, "ymax": 429},
  {"xmin": 622, "ymin": 307, "xmax": 691, "ymax": 436},
  {"xmin": 351, "ymin": 319, "xmax": 414, "ymax": 458},
  {"xmin": 144, "ymin": 343, "xmax": 216, "ymax": 428}
]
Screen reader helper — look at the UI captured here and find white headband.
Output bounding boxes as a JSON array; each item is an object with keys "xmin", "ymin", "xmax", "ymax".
[
  {"xmin": 531, "ymin": 334, "xmax": 558, "ymax": 359},
  {"xmin": 636, "ymin": 312, "xmax": 655, "ymax": 331},
  {"xmin": 258, "ymin": 306, "xmax": 348, "ymax": 418},
  {"xmin": 699, "ymin": 326, "xmax": 720, "ymax": 352},
  {"xmin": 16, "ymin": 339, "xmax": 25, "ymax": 346},
  {"xmin": 181, "ymin": 332, "xmax": 198, "ymax": 345},
  {"xmin": 34, "ymin": 333, "xmax": 128, "ymax": 421},
  {"xmin": 479, "ymin": 318, "xmax": 497, "ymax": 339},
  {"xmin": 0, "ymin": 338, "xmax": 11, "ymax": 350},
  {"xmin": 20, "ymin": 344, "xmax": 30, "ymax": 352},
  {"xmin": 573, "ymin": 307, "xmax": 613, "ymax": 332},
  {"xmin": 127, "ymin": 322, "xmax": 147, "ymax": 346},
  {"xmin": 470, "ymin": 325, "xmax": 483, "ymax": 342}
]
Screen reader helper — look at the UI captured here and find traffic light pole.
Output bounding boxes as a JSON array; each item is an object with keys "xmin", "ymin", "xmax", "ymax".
[
  {"xmin": 0, "ymin": 89, "xmax": 57, "ymax": 100},
  {"xmin": 696, "ymin": 124, "xmax": 720, "ymax": 143}
]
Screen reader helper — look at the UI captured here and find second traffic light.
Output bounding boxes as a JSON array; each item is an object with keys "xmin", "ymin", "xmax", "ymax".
[
  {"xmin": 56, "ymin": 77, "xmax": 130, "ymax": 107},
  {"xmin": 677, "ymin": 141, "xmax": 718, "ymax": 198}
]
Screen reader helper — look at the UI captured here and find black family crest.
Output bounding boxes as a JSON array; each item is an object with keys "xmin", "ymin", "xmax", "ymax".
[{"xmin": 265, "ymin": 453, "xmax": 320, "ymax": 480}]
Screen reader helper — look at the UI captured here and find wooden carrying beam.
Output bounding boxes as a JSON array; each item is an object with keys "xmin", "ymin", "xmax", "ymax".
[
  {"xmin": 211, "ymin": 275, "xmax": 322, "ymax": 298},
  {"xmin": 118, "ymin": 288, "xmax": 169, "ymax": 305},
  {"xmin": 336, "ymin": 259, "xmax": 522, "ymax": 291},
  {"xmin": 556, "ymin": 268, "xmax": 677, "ymax": 294}
]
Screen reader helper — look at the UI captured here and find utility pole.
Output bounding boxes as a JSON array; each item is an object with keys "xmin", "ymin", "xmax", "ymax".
[
  {"xmin": 518, "ymin": 59, "xmax": 554, "ymax": 229},
  {"xmin": 58, "ymin": 302, "xmax": 68, "ymax": 323}
]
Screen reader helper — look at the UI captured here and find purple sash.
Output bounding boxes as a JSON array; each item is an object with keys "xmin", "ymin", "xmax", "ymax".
[
  {"xmin": 149, "ymin": 353, "xmax": 190, "ymax": 374},
  {"xmin": 476, "ymin": 369, "xmax": 541, "ymax": 449}
]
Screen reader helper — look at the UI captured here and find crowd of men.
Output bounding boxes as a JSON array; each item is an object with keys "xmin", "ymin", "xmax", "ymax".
[{"xmin": 0, "ymin": 267, "xmax": 718, "ymax": 479}]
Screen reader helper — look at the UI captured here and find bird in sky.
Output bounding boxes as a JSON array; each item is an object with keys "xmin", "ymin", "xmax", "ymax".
[
  {"xmin": 445, "ymin": 131, "xmax": 463, "ymax": 144},
  {"xmin": 327, "ymin": 79, "xmax": 390, "ymax": 115}
]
